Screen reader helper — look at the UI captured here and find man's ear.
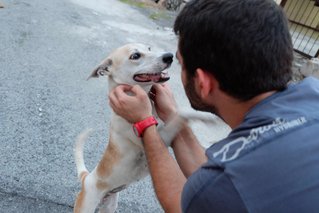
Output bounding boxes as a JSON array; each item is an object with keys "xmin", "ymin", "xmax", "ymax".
[
  {"xmin": 195, "ymin": 68, "xmax": 216, "ymax": 99},
  {"xmin": 87, "ymin": 58, "xmax": 112, "ymax": 80}
]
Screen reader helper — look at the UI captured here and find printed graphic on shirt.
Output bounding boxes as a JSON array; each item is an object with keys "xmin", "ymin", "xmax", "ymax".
[{"xmin": 213, "ymin": 117, "xmax": 307, "ymax": 162}]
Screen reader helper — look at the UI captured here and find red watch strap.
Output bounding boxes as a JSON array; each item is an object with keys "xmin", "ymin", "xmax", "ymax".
[{"xmin": 133, "ymin": 116, "xmax": 158, "ymax": 137}]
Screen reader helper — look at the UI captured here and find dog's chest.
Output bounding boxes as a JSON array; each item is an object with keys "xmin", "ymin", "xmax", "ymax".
[{"xmin": 111, "ymin": 115, "xmax": 144, "ymax": 147}]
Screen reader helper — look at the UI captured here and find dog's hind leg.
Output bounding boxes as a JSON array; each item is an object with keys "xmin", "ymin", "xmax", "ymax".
[
  {"xmin": 74, "ymin": 171, "xmax": 108, "ymax": 213},
  {"xmin": 74, "ymin": 130, "xmax": 116, "ymax": 213},
  {"xmin": 97, "ymin": 192, "xmax": 119, "ymax": 213}
]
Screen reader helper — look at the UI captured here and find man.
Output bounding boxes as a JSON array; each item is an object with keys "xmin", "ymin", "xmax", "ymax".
[{"xmin": 109, "ymin": 0, "xmax": 319, "ymax": 212}]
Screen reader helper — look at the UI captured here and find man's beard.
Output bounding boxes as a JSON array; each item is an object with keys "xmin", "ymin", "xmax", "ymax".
[{"xmin": 184, "ymin": 77, "xmax": 220, "ymax": 117}]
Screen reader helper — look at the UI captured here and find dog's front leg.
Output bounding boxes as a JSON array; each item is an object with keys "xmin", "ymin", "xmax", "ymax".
[
  {"xmin": 158, "ymin": 112, "xmax": 219, "ymax": 146},
  {"xmin": 158, "ymin": 114, "xmax": 187, "ymax": 147}
]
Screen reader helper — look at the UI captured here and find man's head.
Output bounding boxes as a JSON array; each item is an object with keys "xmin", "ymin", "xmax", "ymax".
[{"xmin": 174, "ymin": 0, "xmax": 293, "ymax": 101}]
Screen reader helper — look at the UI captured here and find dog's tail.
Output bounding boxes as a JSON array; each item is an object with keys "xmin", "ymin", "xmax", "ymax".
[{"xmin": 74, "ymin": 128, "xmax": 92, "ymax": 182}]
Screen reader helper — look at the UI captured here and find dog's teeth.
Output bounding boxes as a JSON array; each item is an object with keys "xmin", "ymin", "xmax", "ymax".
[
  {"xmin": 134, "ymin": 72, "xmax": 169, "ymax": 83},
  {"xmin": 161, "ymin": 72, "xmax": 169, "ymax": 78}
]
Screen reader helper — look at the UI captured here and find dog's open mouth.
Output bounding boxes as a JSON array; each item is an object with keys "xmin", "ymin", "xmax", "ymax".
[{"xmin": 133, "ymin": 71, "xmax": 170, "ymax": 83}]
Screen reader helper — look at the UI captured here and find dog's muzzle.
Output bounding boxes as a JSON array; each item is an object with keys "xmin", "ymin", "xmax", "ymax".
[{"xmin": 133, "ymin": 53, "xmax": 173, "ymax": 83}]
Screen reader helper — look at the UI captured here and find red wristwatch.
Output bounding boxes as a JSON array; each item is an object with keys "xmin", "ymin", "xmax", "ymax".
[{"xmin": 133, "ymin": 116, "xmax": 158, "ymax": 137}]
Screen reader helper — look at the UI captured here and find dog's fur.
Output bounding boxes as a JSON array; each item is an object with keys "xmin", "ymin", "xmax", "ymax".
[{"xmin": 73, "ymin": 43, "xmax": 188, "ymax": 213}]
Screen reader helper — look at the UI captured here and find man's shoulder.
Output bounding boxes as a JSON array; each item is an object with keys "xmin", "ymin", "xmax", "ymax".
[
  {"xmin": 199, "ymin": 113, "xmax": 319, "ymax": 212},
  {"xmin": 207, "ymin": 115, "xmax": 318, "ymax": 165},
  {"xmin": 208, "ymin": 77, "xmax": 319, "ymax": 164}
]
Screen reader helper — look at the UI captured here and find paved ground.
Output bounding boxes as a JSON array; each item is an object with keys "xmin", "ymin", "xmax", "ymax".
[{"xmin": 0, "ymin": 0, "xmax": 230, "ymax": 212}]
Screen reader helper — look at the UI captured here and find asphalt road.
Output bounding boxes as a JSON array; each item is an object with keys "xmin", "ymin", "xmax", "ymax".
[{"xmin": 0, "ymin": 0, "xmax": 230, "ymax": 212}]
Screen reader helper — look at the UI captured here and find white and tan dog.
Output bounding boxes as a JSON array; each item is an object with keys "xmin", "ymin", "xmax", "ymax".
[{"xmin": 74, "ymin": 43, "xmax": 191, "ymax": 213}]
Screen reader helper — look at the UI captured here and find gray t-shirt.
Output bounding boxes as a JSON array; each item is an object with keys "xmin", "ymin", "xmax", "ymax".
[{"xmin": 182, "ymin": 77, "xmax": 319, "ymax": 213}]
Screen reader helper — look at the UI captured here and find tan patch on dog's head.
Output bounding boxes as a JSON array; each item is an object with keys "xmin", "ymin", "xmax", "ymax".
[{"xmin": 87, "ymin": 44, "xmax": 134, "ymax": 80}]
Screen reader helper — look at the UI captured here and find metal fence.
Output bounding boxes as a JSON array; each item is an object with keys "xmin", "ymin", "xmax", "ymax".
[{"xmin": 281, "ymin": 0, "xmax": 319, "ymax": 58}]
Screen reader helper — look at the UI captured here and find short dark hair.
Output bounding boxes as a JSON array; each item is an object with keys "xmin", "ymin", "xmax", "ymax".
[{"xmin": 174, "ymin": 0, "xmax": 293, "ymax": 101}]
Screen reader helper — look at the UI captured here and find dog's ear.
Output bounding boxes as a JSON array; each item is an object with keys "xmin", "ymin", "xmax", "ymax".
[{"xmin": 87, "ymin": 58, "xmax": 112, "ymax": 80}]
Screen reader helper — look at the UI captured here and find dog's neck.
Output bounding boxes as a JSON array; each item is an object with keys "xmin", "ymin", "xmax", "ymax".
[
  {"xmin": 108, "ymin": 77, "xmax": 152, "ymax": 94},
  {"xmin": 108, "ymin": 77, "xmax": 154, "ymax": 134}
]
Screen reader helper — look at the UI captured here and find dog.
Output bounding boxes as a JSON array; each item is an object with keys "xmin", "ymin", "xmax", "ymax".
[{"xmin": 73, "ymin": 43, "xmax": 218, "ymax": 213}]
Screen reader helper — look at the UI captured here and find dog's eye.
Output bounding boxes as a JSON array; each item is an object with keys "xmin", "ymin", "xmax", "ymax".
[{"xmin": 129, "ymin": 52, "xmax": 141, "ymax": 60}]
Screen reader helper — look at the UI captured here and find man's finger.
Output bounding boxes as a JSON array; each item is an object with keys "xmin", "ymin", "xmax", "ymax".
[
  {"xmin": 150, "ymin": 84, "xmax": 158, "ymax": 95},
  {"xmin": 108, "ymin": 90, "xmax": 118, "ymax": 108},
  {"xmin": 109, "ymin": 99, "xmax": 117, "ymax": 113},
  {"xmin": 149, "ymin": 90, "xmax": 156, "ymax": 100},
  {"xmin": 112, "ymin": 84, "xmax": 133, "ymax": 101},
  {"xmin": 118, "ymin": 84, "xmax": 133, "ymax": 92},
  {"xmin": 130, "ymin": 85, "xmax": 144, "ymax": 95},
  {"xmin": 161, "ymin": 83, "xmax": 171, "ymax": 91}
]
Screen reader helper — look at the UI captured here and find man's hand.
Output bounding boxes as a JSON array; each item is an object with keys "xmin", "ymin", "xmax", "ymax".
[
  {"xmin": 149, "ymin": 83, "xmax": 177, "ymax": 123},
  {"xmin": 109, "ymin": 85, "xmax": 152, "ymax": 123}
]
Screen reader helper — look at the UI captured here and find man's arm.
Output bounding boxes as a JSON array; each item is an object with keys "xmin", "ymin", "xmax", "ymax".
[
  {"xmin": 171, "ymin": 124, "xmax": 207, "ymax": 178},
  {"xmin": 142, "ymin": 125, "xmax": 186, "ymax": 213},
  {"xmin": 150, "ymin": 84, "xmax": 207, "ymax": 177}
]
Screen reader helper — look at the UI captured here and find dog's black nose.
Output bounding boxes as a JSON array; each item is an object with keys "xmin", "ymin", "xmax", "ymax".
[{"xmin": 162, "ymin": 53, "xmax": 173, "ymax": 64}]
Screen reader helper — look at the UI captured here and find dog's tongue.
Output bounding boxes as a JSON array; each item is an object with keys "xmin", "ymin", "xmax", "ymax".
[
  {"xmin": 134, "ymin": 72, "xmax": 170, "ymax": 83},
  {"xmin": 152, "ymin": 73, "xmax": 164, "ymax": 82}
]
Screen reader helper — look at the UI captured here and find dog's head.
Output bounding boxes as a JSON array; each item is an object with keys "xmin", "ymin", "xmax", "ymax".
[{"xmin": 88, "ymin": 43, "xmax": 173, "ymax": 86}]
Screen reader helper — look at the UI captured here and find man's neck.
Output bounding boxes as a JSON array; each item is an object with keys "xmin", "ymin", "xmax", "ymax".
[{"xmin": 218, "ymin": 91, "xmax": 276, "ymax": 129}]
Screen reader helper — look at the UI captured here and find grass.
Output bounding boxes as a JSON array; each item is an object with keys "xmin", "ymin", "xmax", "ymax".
[
  {"xmin": 149, "ymin": 11, "xmax": 170, "ymax": 20},
  {"xmin": 119, "ymin": 0, "xmax": 172, "ymax": 22},
  {"xmin": 119, "ymin": 0, "xmax": 146, "ymax": 8}
]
